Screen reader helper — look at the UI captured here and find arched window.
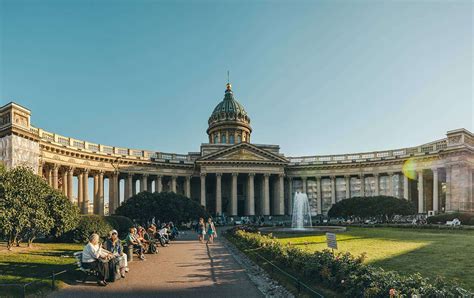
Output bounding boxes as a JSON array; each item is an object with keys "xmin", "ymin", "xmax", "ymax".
[
  {"xmin": 214, "ymin": 134, "xmax": 218, "ymax": 144},
  {"xmin": 221, "ymin": 134, "xmax": 226, "ymax": 144},
  {"xmin": 229, "ymin": 135, "xmax": 235, "ymax": 144},
  {"xmin": 237, "ymin": 135, "xmax": 242, "ymax": 143}
]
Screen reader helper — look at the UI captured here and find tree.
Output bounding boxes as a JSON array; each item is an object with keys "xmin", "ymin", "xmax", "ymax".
[
  {"xmin": 328, "ymin": 196, "xmax": 416, "ymax": 221},
  {"xmin": 115, "ymin": 191, "xmax": 209, "ymax": 225},
  {"xmin": 0, "ymin": 166, "xmax": 79, "ymax": 248}
]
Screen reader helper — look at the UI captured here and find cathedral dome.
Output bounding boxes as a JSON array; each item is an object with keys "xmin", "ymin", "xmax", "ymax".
[
  {"xmin": 207, "ymin": 83, "xmax": 252, "ymax": 144},
  {"xmin": 208, "ymin": 83, "xmax": 250, "ymax": 125}
]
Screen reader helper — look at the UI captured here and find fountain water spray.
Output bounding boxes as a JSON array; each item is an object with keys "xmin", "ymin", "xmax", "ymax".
[{"xmin": 291, "ymin": 192, "xmax": 312, "ymax": 230}]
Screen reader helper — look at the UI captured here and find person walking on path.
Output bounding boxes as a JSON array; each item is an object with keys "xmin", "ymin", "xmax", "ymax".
[
  {"xmin": 206, "ymin": 218, "xmax": 217, "ymax": 244},
  {"xmin": 197, "ymin": 218, "xmax": 206, "ymax": 243}
]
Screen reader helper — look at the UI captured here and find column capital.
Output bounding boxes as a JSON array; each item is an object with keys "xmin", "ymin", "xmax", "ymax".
[
  {"xmin": 127, "ymin": 172, "xmax": 134, "ymax": 177},
  {"xmin": 344, "ymin": 174, "xmax": 351, "ymax": 178},
  {"xmin": 301, "ymin": 176, "xmax": 307, "ymax": 181},
  {"xmin": 215, "ymin": 173, "xmax": 222, "ymax": 177},
  {"xmin": 52, "ymin": 163, "xmax": 60, "ymax": 170},
  {"xmin": 171, "ymin": 175, "xmax": 178, "ymax": 179},
  {"xmin": 278, "ymin": 173, "xmax": 285, "ymax": 178},
  {"xmin": 82, "ymin": 168, "xmax": 89, "ymax": 174},
  {"xmin": 431, "ymin": 167, "xmax": 439, "ymax": 173},
  {"xmin": 142, "ymin": 173, "xmax": 149, "ymax": 177},
  {"xmin": 386, "ymin": 171, "xmax": 394, "ymax": 175},
  {"xmin": 330, "ymin": 175, "xmax": 336, "ymax": 179},
  {"xmin": 200, "ymin": 173, "xmax": 206, "ymax": 177},
  {"xmin": 248, "ymin": 173, "xmax": 255, "ymax": 177},
  {"xmin": 155, "ymin": 174, "xmax": 162, "ymax": 178},
  {"xmin": 373, "ymin": 172, "xmax": 379, "ymax": 177},
  {"xmin": 287, "ymin": 176, "xmax": 293, "ymax": 181},
  {"xmin": 232, "ymin": 172, "xmax": 239, "ymax": 177},
  {"xmin": 359, "ymin": 173, "xmax": 365, "ymax": 178},
  {"xmin": 98, "ymin": 170, "xmax": 104, "ymax": 176},
  {"xmin": 67, "ymin": 166, "xmax": 75, "ymax": 173},
  {"xmin": 264, "ymin": 173, "xmax": 271, "ymax": 177},
  {"xmin": 185, "ymin": 175, "xmax": 192, "ymax": 180}
]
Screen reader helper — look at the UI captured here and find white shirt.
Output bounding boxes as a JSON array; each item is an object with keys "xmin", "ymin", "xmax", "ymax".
[{"xmin": 82, "ymin": 242, "xmax": 108, "ymax": 263}]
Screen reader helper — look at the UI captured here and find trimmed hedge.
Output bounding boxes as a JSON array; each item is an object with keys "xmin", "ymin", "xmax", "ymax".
[
  {"xmin": 62, "ymin": 215, "xmax": 113, "ymax": 243},
  {"xmin": 227, "ymin": 227, "xmax": 470, "ymax": 297},
  {"xmin": 104, "ymin": 215, "xmax": 134, "ymax": 238},
  {"xmin": 427, "ymin": 212, "xmax": 474, "ymax": 225}
]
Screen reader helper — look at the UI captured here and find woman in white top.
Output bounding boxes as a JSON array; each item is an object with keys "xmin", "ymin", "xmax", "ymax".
[{"xmin": 82, "ymin": 233, "xmax": 113, "ymax": 286}]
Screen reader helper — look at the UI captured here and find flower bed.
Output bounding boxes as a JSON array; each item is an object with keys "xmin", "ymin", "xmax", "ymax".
[{"xmin": 227, "ymin": 226, "xmax": 471, "ymax": 297}]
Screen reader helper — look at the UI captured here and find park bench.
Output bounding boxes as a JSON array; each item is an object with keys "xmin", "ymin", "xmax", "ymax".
[
  {"xmin": 446, "ymin": 219, "xmax": 461, "ymax": 227},
  {"xmin": 73, "ymin": 252, "xmax": 98, "ymax": 283}
]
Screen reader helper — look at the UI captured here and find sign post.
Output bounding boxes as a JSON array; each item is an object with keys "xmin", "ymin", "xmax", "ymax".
[{"xmin": 326, "ymin": 232, "xmax": 337, "ymax": 253}]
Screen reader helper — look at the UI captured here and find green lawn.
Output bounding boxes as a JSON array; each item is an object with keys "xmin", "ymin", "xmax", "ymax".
[
  {"xmin": 272, "ymin": 227, "xmax": 474, "ymax": 291},
  {"xmin": 0, "ymin": 242, "xmax": 83, "ymax": 296}
]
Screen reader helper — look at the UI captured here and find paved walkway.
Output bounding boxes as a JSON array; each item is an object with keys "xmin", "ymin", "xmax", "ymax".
[{"xmin": 51, "ymin": 231, "xmax": 262, "ymax": 298}]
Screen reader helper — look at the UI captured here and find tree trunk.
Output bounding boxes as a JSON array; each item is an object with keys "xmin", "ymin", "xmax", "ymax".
[{"xmin": 27, "ymin": 237, "xmax": 35, "ymax": 248}]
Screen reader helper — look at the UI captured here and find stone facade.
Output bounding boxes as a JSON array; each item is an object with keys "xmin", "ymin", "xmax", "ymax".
[{"xmin": 1, "ymin": 88, "xmax": 473, "ymax": 217}]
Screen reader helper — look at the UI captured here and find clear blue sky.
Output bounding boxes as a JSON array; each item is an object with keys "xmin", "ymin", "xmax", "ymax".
[{"xmin": 1, "ymin": 0, "xmax": 472, "ymax": 157}]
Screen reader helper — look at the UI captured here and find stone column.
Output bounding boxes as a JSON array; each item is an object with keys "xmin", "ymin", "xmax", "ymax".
[
  {"xmin": 288, "ymin": 177, "xmax": 293, "ymax": 215},
  {"xmin": 263, "ymin": 174, "xmax": 270, "ymax": 215},
  {"xmin": 403, "ymin": 174, "xmax": 409, "ymax": 200},
  {"xmin": 432, "ymin": 168, "xmax": 439, "ymax": 212},
  {"xmin": 109, "ymin": 172, "xmax": 119, "ymax": 215},
  {"xmin": 38, "ymin": 162, "xmax": 44, "ymax": 178},
  {"xmin": 185, "ymin": 176, "xmax": 191, "ymax": 198},
  {"xmin": 67, "ymin": 167, "xmax": 74, "ymax": 200},
  {"xmin": 316, "ymin": 176, "xmax": 322, "ymax": 214},
  {"xmin": 200, "ymin": 174, "xmax": 206, "ymax": 207},
  {"xmin": 46, "ymin": 165, "xmax": 52, "ymax": 186},
  {"xmin": 277, "ymin": 174, "xmax": 284, "ymax": 215},
  {"xmin": 445, "ymin": 166, "xmax": 451, "ymax": 211},
  {"xmin": 387, "ymin": 172, "xmax": 393, "ymax": 196},
  {"xmin": 330, "ymin": 176, "xmax": 336, "ymax": 204},
  {"xmin": 93, "ymin": 173, "xmax": 99, "ymax": 214},
  {"xmin": 125, "ymin": 173, "xmax": 133, "ymax": 200},
  {"xmin": 154, "ymin": 175, "xmax": 162, "ymax": 193},
  {"xmin": 302, "ymin": 177, "xmax": 307, "ymax": 193},
  {"xmin": 171, "ymin": 175, "xmax": 177, "ymax": 193},
  {"xmin": 147, "ymin": 179, "xmax": 153, "ymax": 193},
  {"xmin": 82, "ymin": 169, "xmax": 89, "ymax": 214},
  {"xmin": 98, "ymin": 171, "xmax": 104, "ymax": 216},
  {"xmin": 360, "ymin": 174, "xmax": 365, "ymax": 196},
  {"xmin": 373, "ymin": 173, "xmax": 379, "ymax": 196},
  {"xmin": 52, "ymin": 164, "xmax": 59, "ymax": 190},
  {"xmin": 215, "ymin": 173, "xmax": 222, "ymax": 215},
  {"xmin": 344, "ymin": 175, "xmax": 350, "ymax": 199},
  {"xmin": 132, "ymin": 178, "xmax": 137, "ymax": 195},
  {"xmin": 247, "ymin": 173, "xmax": 255, "ymax": 216},
  {"xmin": 417, "ymin": 170, "xmax": 424, "ymax": 213},
  {"xmin": 140, "ymin": 174, "xmax": 148, "ymax": 192},
  {"xmin": 77, "ymin": 170, "xmax": 83, "ymax": 209},
  {"xmin": 231, "ymin": 173, "xmax": 238, "ymax": 216},
  {"xmin": 61, "ymin": 169, "xmax": 68, "ymax": 196}
]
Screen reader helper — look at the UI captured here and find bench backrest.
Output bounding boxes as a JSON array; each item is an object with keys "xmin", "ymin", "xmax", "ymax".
[{"xmin": 73, "ymin": 251, "xmax": 83, "ymax": 268}]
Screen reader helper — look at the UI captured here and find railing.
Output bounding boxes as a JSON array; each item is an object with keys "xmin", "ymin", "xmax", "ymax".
[
  {"xmin": 33, "ymin": 126, "xmax": 193, "ymax": 163},
  {"xmin": 0, "ymin": 269, "xmax": 68, "ymax": 298},
  {"xmin": 288, "ymin": 139, "xmax": 448, "ymax": 165}
]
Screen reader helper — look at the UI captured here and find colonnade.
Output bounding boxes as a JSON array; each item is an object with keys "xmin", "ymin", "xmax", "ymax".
[
  {"xmin": 290, "ymin": 168, "xmax": 448, "ymax": 214},
  {"xmin": 199, "ymin": 172, "xmax": 285, "ymax": 216},
  {"xmin": 39, "ymin": 162, "xmax": 194, "ymax": 215}
]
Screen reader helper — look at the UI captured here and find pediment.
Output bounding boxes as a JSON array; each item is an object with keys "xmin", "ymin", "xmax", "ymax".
[{"xmin": 197, "ymin": 143, "xmax": 288, "ymax": 164}]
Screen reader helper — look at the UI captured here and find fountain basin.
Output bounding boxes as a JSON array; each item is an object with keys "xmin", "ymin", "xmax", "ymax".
[{"xmin": 260, "ymin": 226, "xmax": 347, "ymax": 234}]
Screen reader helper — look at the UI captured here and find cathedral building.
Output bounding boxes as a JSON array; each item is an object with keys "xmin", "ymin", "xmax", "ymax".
[{"xmin": 0, "ymin": 84, "xmax": 472, "ymax": 216}]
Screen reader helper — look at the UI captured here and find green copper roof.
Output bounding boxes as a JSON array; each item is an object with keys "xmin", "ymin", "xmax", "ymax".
[{"xmin": 208, "ymin": 84, "xmax": 250, "ymax": 125}]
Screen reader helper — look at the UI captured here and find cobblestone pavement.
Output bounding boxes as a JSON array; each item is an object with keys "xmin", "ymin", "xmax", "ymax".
[{"xmin": 50, "ymin": 231, "xmax": 263, "ymax": 298}]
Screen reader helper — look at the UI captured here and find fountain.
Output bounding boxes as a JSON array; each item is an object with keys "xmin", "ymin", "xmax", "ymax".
[
  {"xmin": 259, "ymin": 191, "xmax": 346, "ymax": 234},
  {"xmin": 291, "ymin": 192, "xmax": 312, "ymax": 229}
]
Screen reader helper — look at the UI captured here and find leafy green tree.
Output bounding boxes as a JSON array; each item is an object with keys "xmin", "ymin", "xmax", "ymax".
[
  {"xmin": 0, "ymin": 166, "xmax": 79, "ymax": 248},
  {"xmin": 115, "ymin": 191, "xmax": 209, "ymax": 225},
  {"xmin": 328, "ymin": 196, "xmax": 416, "ymax": 221}
]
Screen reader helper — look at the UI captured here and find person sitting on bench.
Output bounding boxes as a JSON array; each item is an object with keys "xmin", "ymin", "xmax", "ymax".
[
  {"xmin": 82, "ymin": 233, "xmax": 113, "ymax": 286},
  {"xmin": 125, "ymin": 227, "xmax": 145, "ymax": 260},
  {"xmin": 105, "ymin": 229, "xmax": 128, "ymax": 277}
]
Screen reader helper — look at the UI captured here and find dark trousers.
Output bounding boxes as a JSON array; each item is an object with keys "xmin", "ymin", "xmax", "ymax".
[
  {"xmin": 83, "ymin": 260, "xmax": 109, "ymax": 281},
  {"xmin": 133, "ymin": 244, "xmax": 144, "ymax": 255}
]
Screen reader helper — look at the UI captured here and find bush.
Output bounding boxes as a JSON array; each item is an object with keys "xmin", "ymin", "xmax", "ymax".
[
  {"xmin": 115, "ymin": 191, "xmax": 209, "ymax": 226},
  {"xmin": 427, "ymin": 212, "xmax": 474, "ymax": 225},
  {"xmin": 228, "ymin": 229, "xmax": 470, "ymax": 297},
  {"xmin": 328, "ymin": 196, "xmax": 416, "ymax": 221},
  {"xmin": 63, "ymin": 215, "xmax": 113, "ymax": 243},
  {"xmin": 104, "ymin": 215, "xmax": 134, "ymax": 238}
]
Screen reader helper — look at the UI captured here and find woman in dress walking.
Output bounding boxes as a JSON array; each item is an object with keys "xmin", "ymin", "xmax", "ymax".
[
  {"xmin": 197, "ymin": 218, "xmax": 206, "ymax": 243},
  {"xmin": 206, "ymin": 218, "xmax": 217, "ymax": 244}
]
